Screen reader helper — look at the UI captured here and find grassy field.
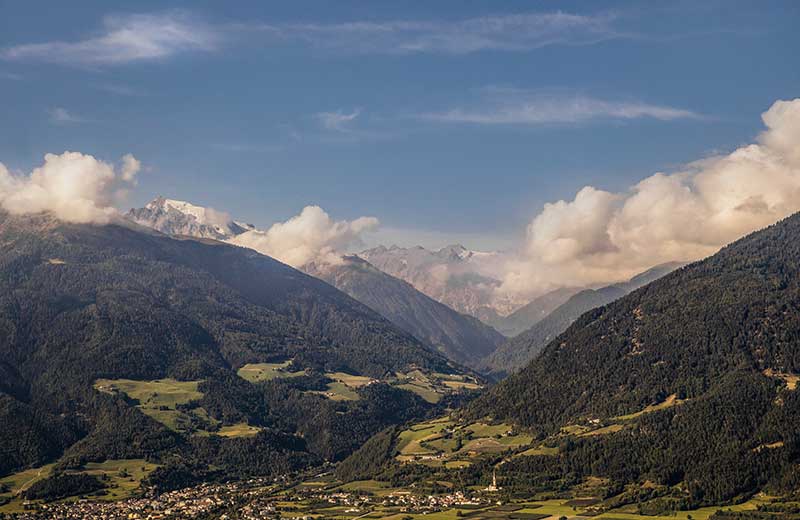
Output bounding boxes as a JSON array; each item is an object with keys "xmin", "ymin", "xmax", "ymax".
[
  {"xmin": 194, "ymin": 422, "xmax": 262, "ymax": 437},
  {"xmin": 398, "ymin": 382, "xmax": 442, "ymax": 403},
  {"xmin": 237, "ymin": 361, "xmax": 306, "ymax": 383},
  {"xmin": 0, "ymin": 463, "xmax": 57, "ymax": 496},
  {"xmin": 337, "ymin": 480, "xmax": 393, "ymax": 493},
  {"xmin": 74, "ymin": 459, "xmax": 159, "ymax": 501},
  {"xmin": 327, "ymin": 372, "xmax": 375, "ymax": 387},
  {"xmin": 311, "ymin": 381, "xmax": 362, "ymax": 401},
  {"xmin": 579, "ymin": 424, "xmax": 626, "ymax": 437},
  {"xmin": 614, "ymin": 394, "xmax": 685, "ymax": 421},
  {"xmin": 94, "ymin": 378, "xmax": 261, "ymax": 437},
  {"xmin": 95, "ymin": 378, "xmax": 202, "ymax": 405},
  {"xmin": 519, "ymin": 445, "xmax": 559, "ymax": 457},
  {"xmin": 395, "ymin": 417, "xmax": 535, "ymax": 464},
  {"xmin": 0, "ymin": 459, "xmax": 158, "ymax": 513},
  {"xmin": 95, "ymin": 378, "xmax": 208, "ymax": 432}
]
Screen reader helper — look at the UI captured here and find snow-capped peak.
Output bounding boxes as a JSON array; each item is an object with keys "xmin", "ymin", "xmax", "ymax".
[{"xmin": 127, "ymin": 196, "xmax": 250, "ymax": 241}]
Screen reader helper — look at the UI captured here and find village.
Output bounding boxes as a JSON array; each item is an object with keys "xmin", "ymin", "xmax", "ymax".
[{"xmin": 1, "ymin": 476, "xmax": 500, "ymax": 520}]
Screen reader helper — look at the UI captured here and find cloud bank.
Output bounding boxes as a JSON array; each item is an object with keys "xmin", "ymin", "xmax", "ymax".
[
  {"xmin": 230, "ymin": 205, "xmax": 379, "ymax": 267},
  {"xmin": 0, "ymin": 151, "xmax": 141, "ymax": 224},
  {"xmin": 500, "ymin": 98, "xmax": 800, "ymax": 299},
  {"xmin": 2, "ymin": 12, "xmax": 217, "ymax": 66}
]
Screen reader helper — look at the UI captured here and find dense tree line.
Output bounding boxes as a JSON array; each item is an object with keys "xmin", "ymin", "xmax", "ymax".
[
  {"xmin": 335, "ymin": 426, "xmax": 399, "ymax": 481},
  {"xmin": 23, "ymin": 473, "xmax": 105, "ymax": 501}
]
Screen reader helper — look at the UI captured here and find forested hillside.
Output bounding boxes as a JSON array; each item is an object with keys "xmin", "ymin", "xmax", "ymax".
[
  {"xmin": 481, "ymin": 262, "xmax": 683, "ymax": 377},
  {"xmin": 461, "ymin": 214, "xmax": 800, "ymax": 504},
  {"xmin": 0, "ymin": 213, "xmax": 458, "ymax": 480}
]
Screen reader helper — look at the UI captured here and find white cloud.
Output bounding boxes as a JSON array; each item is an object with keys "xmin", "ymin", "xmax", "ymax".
[
  {"xmin": 422, "ymin": 89, "xmax": 700, "ymax": 125},
  {"xmin": 256, "ymin": 12, "xmax": 621, "ymax": 54},
  {"xmin": 120, "ymin": 154, "xmax": 141, "ymax": 183},
  {"xmin": 229, "ymin": 205, "xmax": 379, "ymax": 267},
  {"xmin": 0, "ymin": 151, "xmax": 141, "ymax": 224},
  {"xmin": 49, "ymin": 107, "xmax": 84, "ymax": 124},
  {"xmin": 499, "ymin": 98, "xmax": 800, "ymax": 299},
  {"xmin": 316, "ymin": 109, "xmax": 362, "ymax": 132},
  {"xmin": 2, "ymin": 12, "xmax": 218, "ymax": 66}
]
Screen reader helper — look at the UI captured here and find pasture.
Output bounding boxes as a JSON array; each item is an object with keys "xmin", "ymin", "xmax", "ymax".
[{"xmin": 237, "ymin": 361, "xmax": 306, "ymax": 383}]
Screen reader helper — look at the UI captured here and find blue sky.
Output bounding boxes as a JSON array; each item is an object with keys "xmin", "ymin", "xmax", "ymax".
[{"xmin": 1, "ymin": 0, "xmax": 798, "ymax": 249}]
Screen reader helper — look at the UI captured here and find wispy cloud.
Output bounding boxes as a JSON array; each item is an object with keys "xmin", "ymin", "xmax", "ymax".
[
  {"xmin": 0, "ymin": 71, "xmax": 23, "ymax": 80},
  {"xmin": 254, "ymin": 11, "xmax": 624, "ymax": 54},
  {"xmin": 49, "ymin": 107, "xmax": 85, "ymax": 124},
  {"xmin": 92, "ymin": 83, "xmax": 147, "ymax": 96},
  {"xmin": 315, "ymin": 109, "xmax": 362, "ymax": 132},
  {"xmin": 212, "ymin": 142, "xmax": 284, "ymax": 153},
  {"xmin": 2, "ymin": 11, "xmax": 218, "ymax": 66},
  {"xmin": 420, "ymin": 88, "xmax": 701, "ymax": 125},
  {"xmin": 2, "ymin": 10, "xmax": 624, "ymax": 67}
]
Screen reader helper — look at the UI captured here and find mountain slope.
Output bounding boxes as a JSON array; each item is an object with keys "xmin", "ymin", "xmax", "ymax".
[
  {"xmin": 306, "ymin": 255, "xmax": 505, "ymax": 367},
  {"xmin": 480, "ymin": 262, "xmax": 684, "ymax": 377},
  {"xmin": 462, "ymin": 214, "xmax": 800, "ymax": 504},
  {"xmin": 487, "ymin": 287, "xmax": 581, "ymax": 337},
  {"xmin": 0, "ymin": 212, "xmax": 456, "ymax": 478}
]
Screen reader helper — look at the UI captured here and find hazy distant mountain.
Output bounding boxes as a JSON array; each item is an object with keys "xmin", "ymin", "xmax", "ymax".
[
  {"xmin": 480, "ymin": 261, "xmax": 685, "ymax": 377},
  {"xmin": 487, "ymin": 286, "xmax": 582, "ymax": 337},
  {"xmin": 359, "ymin": 244, "xmax": 524, "ymax": 322},
  {"xmin": 306, "ymin": 256, "xmax": 505, "ymax": 367},
  {"xmin": 128, "ymin": 198, "xmax": 502, "ymax": 367},
  {"xmin": 127, "ymin": 196, "xmax": 255, "ymax": 241}
]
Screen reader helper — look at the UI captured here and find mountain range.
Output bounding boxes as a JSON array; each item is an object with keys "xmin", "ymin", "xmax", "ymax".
[
  {"xmin": 0, "ymin": 211, "xmax": 459, "ymax": 480},
  {"xmin": 359, "ymin": 244, "xmax": 524, "ymax": 322},
  {"xmin": 127, "ymin": 198, "xmax": 505, "ymax": 369},
  {"xmin": 339, "ymin": 212, "xmax": 800, "ymax": 509}
]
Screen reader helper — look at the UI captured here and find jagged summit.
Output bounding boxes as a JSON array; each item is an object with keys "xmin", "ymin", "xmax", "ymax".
[
  {"xmin": 359, "ymin": 243, "xmax": 523, "ymax": 320},
  {"xmin": 127, "ymin": 196, "xmax": 254, "ymax": 241}
]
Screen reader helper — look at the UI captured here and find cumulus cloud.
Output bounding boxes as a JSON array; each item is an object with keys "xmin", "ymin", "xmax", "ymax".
[
  {"xmin": 230, "ymin": 205, "xmax": 379, "ymax": 267},
  {"xmin": 0, "ymin": 151, "xmax": 141, "ymax": 224},
  {"xmin": 499, "ymin": 98, "xmax": 800, "ymax": 299},
  {"xmin": 2, "ymin": 12, "xmax": 218, "ymax": 66}
]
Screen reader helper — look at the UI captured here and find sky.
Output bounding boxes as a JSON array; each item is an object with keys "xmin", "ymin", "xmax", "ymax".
[{"xmin": 1, "ymin": 0, "xmax": 799, "ymax": 253}]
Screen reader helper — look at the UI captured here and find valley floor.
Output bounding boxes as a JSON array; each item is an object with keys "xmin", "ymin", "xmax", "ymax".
[{"xmin": 0, "ymin": 470, "xmax": 791, "ymax": 520}]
